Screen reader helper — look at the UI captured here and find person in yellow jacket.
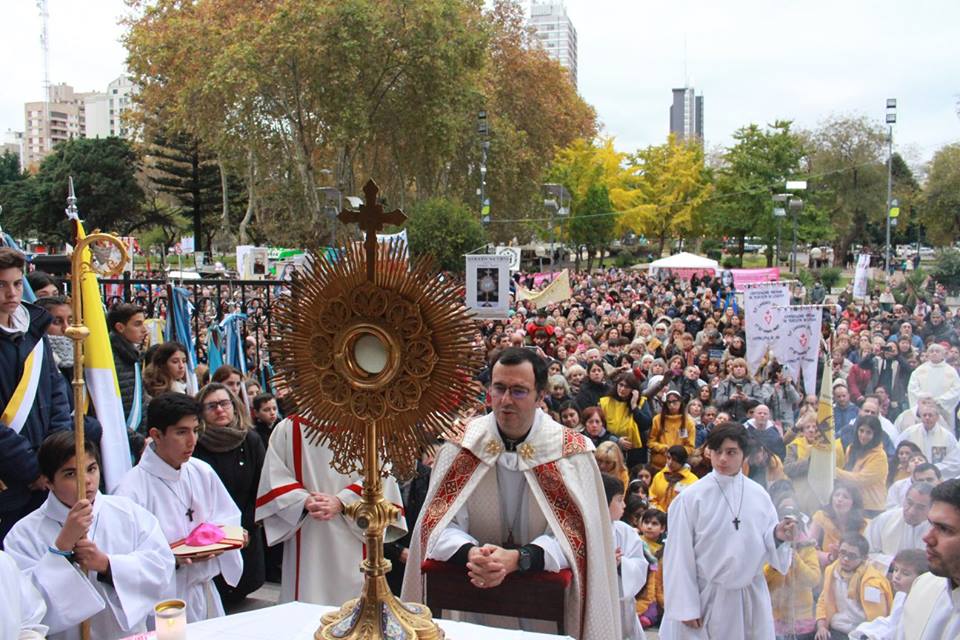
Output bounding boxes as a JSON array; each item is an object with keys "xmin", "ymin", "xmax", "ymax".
[
  {"xmin": 815, "ymin": 533, "xmax": 892, "ymax": 639},
  {"xmin": 598, "ymin": 372, "xmax": 648, "ymax": 468},
  {"xmin": 647, "ymin": 389, "xmax": 695, "ymax": 470},
  {"xmin": 648, "ymin": 445, "xmax": 698, "ymax": 512},
  {"xmin": 764, "ymin": 490, "xmax": 822, "ymax": 639},
  {"xmin": 836, "ymin": 416, "xmax": 889, "ymax": 516},
  {"xmin": 784, "ymin": 416, "xmax": 847, "ymax": 515},
  {"xmin": 810, "ymin": 484, "xmax": 870, "ymax": 569}
]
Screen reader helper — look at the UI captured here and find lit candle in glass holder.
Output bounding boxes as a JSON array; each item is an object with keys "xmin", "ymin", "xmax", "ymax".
[{"xmin": 154, "ymin": 599, "xmax": 187, "ymax": 640}]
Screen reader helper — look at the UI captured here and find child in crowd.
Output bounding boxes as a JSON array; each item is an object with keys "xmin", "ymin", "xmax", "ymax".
[
  {"xmin": 622, "ymin": 494, "xmax": 648, "ymax": 529},
  {"xmin": 648, "ymin": 445, "xmax": 698, "ymax": 512},
  {"xmin": 602, "ymin": 474, "xmax": 648, "ymax": 640},
  {"xmin": 815, "ymin": 533, "xmax": 892, "ymax": 639},
  {"xmin": 596, "ymin": 441, "xmax": 630, "ymax": 492},
  {"xmin": 849, "ymin": 549, "xmax": 928, "ymax": 640},
  {"xmin": 635, "ymin": 508, "xmax": 666, "ymax": 629}
]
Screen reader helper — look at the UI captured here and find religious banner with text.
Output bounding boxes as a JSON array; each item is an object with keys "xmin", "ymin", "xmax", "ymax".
[
  {"xmin": 772, "ymin": 307, "xmax": 823, "ymax": 396},
  {"xmin": 744, "ymin": 282, "xmax": 791, "ymax": 374},
  {"xmin": 853, "ymin": 253, "xmax": 871, "ymax": 299},
  {"xmin": 516, "ymin": 269, "xmax": 572, "ymax": 309},
  {"xmin": 465, "ymin": 254, "xmax": 512, "ymax": 319}
]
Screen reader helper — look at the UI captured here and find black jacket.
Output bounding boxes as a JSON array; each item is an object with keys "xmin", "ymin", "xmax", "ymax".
[
  {"xmin": 0, "ymin": 304, "xmax": 73, "ymax": 514},
  {"xmin": 110, "ymin": 331, "xmax": 146, "ymax": 432}
]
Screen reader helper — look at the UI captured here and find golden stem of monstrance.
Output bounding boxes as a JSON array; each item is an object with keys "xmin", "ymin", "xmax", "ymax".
[{"xmin": 271, "ymin": 180, "xmax": 483, "ymax": 640}]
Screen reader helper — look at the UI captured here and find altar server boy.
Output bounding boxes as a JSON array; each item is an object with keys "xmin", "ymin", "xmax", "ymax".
[
  {"xmin": 604, "ymin": 473, "xmax": 648, "ymax": 640},
  {"xmin": 115, "ymin": 392, "xmax": 243, "ymax": 622},
  {"xmin": 5, "ymin": 431, "xmax": 174, "ymax": 640}
]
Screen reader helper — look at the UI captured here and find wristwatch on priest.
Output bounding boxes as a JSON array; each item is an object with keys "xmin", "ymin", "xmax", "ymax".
[{"xmin": 516, "ymin": 545, "xmax": 532, "ymax": 572}]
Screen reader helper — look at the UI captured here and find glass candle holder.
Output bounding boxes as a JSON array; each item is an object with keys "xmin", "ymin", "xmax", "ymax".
[{"xmin": 154, "ymin": 599, "xmax": 187, "ymax": 640}]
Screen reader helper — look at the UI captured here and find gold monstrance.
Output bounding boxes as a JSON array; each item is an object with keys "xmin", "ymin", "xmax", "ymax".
[{"xmin": 271, "ymin": 180, "xmax": 483, "ymax": 639}]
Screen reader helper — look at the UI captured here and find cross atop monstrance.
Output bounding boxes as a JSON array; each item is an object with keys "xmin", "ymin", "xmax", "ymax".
[{"xmin": 338, "ymin": 179, "xmax": 407, "ymax": 280}]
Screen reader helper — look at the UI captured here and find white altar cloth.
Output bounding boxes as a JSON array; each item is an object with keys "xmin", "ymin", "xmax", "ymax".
[{"xmin": 182, "ymin": 601, "xmax": 573, "ymax": 639}]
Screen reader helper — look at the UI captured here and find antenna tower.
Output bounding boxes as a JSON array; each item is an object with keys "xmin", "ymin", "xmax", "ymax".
[{"xmin": 37, "ymin": 0, "xmax": 51, "ymax": 154}]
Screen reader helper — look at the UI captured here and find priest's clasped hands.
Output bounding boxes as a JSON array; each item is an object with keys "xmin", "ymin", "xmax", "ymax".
[
  {"xmin": 305, "ymin": 492, "xmax": 344, "ymax": 521},
  {"xmin": 466, "ymin": 544, "xmax": 518, "ymax": 589}
]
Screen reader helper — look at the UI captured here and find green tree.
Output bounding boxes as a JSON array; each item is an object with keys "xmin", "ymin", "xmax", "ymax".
[
  {"xmin": 920, "ymin": 143, "xmax": 960, "ymax": 243},
  {"xmin": 804, "ymin": 115, "xmax": 887, "ymax": 260},
  {"xmin": 3, "ymin": 138, "xmax": 147, "ymax": 243},
  {"xmin": 145, "ymin": 132, "xmax": 224, "ymax": 253},
  {"xmin": 406, "ymin": 197, "xmax": 486, "ymax": 272},
  {"xmin": 708, "ymin": 121, "xmax": 804, "ymax": 266},
  {"xmin": 568, "ymin": 184, "xmax": 616, "ymax": 271},
  {"xmin": 0, "ymin": 151, "xmax": 22, "ymax": 186}
]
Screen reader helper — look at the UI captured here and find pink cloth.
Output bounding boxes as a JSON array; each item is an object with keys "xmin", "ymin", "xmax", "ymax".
[{"xmin": 184, "ymin": 523, "xmax": 225, "ymax": 547}]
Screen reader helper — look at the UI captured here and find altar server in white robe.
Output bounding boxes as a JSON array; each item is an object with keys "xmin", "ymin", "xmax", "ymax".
[
  {"xmin": 661, "ymin": 423, "xmax": 796, "ymax": 640},
  {"xmin": 907, "ymin": 345, "xmax": 960, "ymax": 430},
  {"xmin": 893, "ymin": 478, "xmax": 960, "ymax": 640},
  {"xmin": 0, "ymin": 549, "xmax": 46, "ymax": 640},
  {"xmin": 5, "ymin": 431, "xmax": 173, "ymax": 640},
  {"xmin": 254, "ymin": 414, "xmax": 406, "ymax": 605},
  {"xmin": 865, "ymin": 483, "xmax": 932, "ymax": 568},
  {"xmin": 603, "ymin": 473, "xmax": 648, "ymax": 640},
  {"xmin": 115, "ymin": 392, "xmax": 243, "ymax": 623}
]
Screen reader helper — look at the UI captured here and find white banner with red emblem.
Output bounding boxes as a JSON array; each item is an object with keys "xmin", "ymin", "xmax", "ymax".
[
  {"xmin": 744, "ymin": 282, "xmax": 791, "ymax": 374},
  {"xmin": 772, "ymin": 306, "xmax": 823, "ymax": 396}
]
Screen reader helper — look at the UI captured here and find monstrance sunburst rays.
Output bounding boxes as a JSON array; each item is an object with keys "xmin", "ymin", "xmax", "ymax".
[{"xmin": 270, "ymin": 239, "xmax": 483, "ymax": 480}]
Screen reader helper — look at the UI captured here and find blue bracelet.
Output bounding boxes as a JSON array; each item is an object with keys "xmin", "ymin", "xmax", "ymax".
[{"xmin": 48, "ymin": 546, "xmax": 73, "ymax": 558}]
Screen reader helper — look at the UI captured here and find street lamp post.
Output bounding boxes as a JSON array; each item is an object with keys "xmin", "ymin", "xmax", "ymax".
[
  {"xmin": 478, "ymin": 111, "xmax": 490, "ymax": 225},
  {"xmin": 542, "ymin": 184, "xmax": 569, "ymax": 273},
  {"xmin": 772, "ymin": 194, "xmax": 788, "ymax": 266},
  {"xmin": 884, "ymin": 98, "xmax": 897, "ymax": 276},
  {"xmin": 789, "ymin": 197, "xmax": 803, "ymax": 273}
]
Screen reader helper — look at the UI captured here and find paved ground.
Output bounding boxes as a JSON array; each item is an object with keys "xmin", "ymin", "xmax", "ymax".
[{"xmin": 228, "ymin": 581, "xmax": 661, "ymax": 637}]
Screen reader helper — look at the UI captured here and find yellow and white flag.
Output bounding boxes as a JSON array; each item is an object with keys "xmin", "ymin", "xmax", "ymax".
[
  {"xmin": 75, "ymin": 222, "xmax": 132, "ymax": 491},
  {"xmin": 516, "ymin": 269, "xmax": 572, "ymax": 309}
]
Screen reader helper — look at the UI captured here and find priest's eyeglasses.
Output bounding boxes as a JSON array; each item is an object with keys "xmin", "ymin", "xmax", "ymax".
[{"xmin": 490, "ymin": 384, "xmax": 531, "ymax": 400}]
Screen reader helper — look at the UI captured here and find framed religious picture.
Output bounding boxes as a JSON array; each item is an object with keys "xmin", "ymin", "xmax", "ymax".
[{"xmin": 465, "ymin": 254, "xmax": 512, "ymax": 319}]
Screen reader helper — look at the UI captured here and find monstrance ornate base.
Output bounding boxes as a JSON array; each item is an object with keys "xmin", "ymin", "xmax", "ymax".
[{"xmin": 317, "ymin": 574, "xmax": 443, "ymax": 640}]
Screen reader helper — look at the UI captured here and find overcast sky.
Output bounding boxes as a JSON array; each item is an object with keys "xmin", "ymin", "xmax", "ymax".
[{"xmin": 2, "ymin": 0, "xmax": 958, "ymax": 168}]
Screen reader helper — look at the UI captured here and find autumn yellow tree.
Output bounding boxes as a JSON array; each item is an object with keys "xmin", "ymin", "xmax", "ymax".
[
  {"xmin": 545, "ymin": 137, "xmax": 641, "ymax": 270},
  {"xmin": 621, "ymin": 135, "xmax": 713, "ymax": 257}
]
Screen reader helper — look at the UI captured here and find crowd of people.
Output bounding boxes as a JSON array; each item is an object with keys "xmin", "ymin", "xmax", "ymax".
[{"xmin": 2, "ymin": 246, "xmax": 960, "ymax": 639}]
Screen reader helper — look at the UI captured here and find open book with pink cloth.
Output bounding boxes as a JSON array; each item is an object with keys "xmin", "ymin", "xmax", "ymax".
[{"xmin": 169, "ymin": 523, "xmax": 244, "ymax": 558}]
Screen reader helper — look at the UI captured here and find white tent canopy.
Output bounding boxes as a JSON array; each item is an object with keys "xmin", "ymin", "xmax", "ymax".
[{"xmin": 647, "ymin": 252, "xmax": 719, "ymax": 275}]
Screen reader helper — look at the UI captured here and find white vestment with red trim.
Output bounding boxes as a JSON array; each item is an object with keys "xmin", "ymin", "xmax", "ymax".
[
  {"xmin": 254, "ymin": 417, "xmax": 406, "ymax": 606},
  {"xmin": 401, "ymin": 409, "xmax": 622, "ymax": 640}
]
